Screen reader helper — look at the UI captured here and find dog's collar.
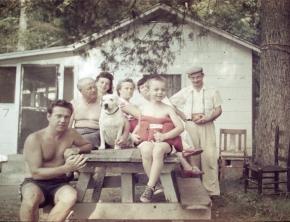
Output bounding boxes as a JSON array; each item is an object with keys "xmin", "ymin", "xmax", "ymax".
[{"xmin": 105, "ymin": 107, "xmax": 120, "ymax": 115}]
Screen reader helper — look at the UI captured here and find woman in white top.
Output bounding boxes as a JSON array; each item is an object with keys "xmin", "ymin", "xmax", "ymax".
[{"xmin": 116, "ymin": 78, "xmax": 141, "ymax": 133}]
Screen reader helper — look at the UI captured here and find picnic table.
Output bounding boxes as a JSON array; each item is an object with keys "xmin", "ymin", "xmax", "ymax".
[{"xmin": 43, "ymin": 149, "xmax": 212, "ymax": 221}]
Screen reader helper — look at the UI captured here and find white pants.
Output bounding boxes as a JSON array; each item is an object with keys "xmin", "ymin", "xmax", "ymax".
[{"xmin": 185, "ymin": 121, "xmax": 220, "ymax": 196}]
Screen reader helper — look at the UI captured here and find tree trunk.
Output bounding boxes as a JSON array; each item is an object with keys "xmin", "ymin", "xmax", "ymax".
[
  {"xmin": 256, "ymin": 0, "xmax": 290, "ymax": 165},
  {"xmin": 17, "ymin": 0, "xmax": 28, "ymax": 51}
]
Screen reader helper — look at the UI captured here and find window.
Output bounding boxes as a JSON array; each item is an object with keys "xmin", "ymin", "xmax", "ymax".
[{"xmin": 0, "ymin": 67, "xmax": 16, "ymax": 103}]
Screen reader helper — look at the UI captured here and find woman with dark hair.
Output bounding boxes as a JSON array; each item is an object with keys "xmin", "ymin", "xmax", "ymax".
[{"xmin": 95, "ymin": 72, "xmax": 114, "ymax": 94}]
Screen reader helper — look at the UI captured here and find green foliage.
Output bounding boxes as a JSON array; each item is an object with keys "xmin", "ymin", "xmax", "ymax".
[
  {"xmin": 186, "ymin": 0, "xmax": 261, "ymax": 44},
  {"xmin": 0, "ymin": 0, "xmax": 261, "ymax": 75},
  {"xmin": 99, "ymin": 21, "xmax": 185, "ymax": 75},
  {"xmin": 0, "ymin": 0, "xmax": 260, "ymax": 51},
  {"xmin": 0, "ymin": 0, "xmax": 21, "ymax": 53}
]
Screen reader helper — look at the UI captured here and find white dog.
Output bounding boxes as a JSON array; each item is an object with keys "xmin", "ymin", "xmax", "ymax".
[{"xmin": 99, "ymin": 94, "xmax": 133, "ymax": 150}]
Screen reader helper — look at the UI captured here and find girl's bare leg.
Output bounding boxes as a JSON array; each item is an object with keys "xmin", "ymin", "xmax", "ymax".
[
  {"xmin": 147, "ymin": 142, "xmax": 171, "ymax": 187},
  {"xmin": 139, "ymin": 142, "xmax": 154, "ymax": 178}
]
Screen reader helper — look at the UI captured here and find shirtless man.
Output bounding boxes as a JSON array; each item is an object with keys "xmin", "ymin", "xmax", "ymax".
[
  {"xmin": 19, "ymin": 99, "xmax": 92, "ymax": 222},
  {"xmin": 69, "ymin": 77, "xmax": 101, "ymax": 149},
  {"xmin": 70, "ymin": 76, "xmax": 130, "ymax": 149}
]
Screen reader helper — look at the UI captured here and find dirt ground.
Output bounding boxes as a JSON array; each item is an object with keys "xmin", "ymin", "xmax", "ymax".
[
  {"xmin": 0, "ymin": 169, "xmax": 243, "ymax": 222},
  {"xmin": 0, "ymin": 184, "xmax": 208, "ymax": 222},
  {"xmin": 0, "ymin": 185, "xmax": 21, "ymax": 221}
]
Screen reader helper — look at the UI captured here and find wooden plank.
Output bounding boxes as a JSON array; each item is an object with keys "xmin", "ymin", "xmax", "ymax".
[
  {"xmin": 84, "ymin": 149, "xmax": 135, "ymax": 162},
  {"xmin": 131, "ymin": 149, "xmax": 180, "ymax": 163},
  {"xmin": 76, "ymin": 172, "xmax": 91, "ymax": 202},
  {"xmin": 89, "ymin": 174, "xmax": 148, "ymax": 189},
  {"xmin": 121, "ymin": 173, "xmax": 134, "ymax": 203},
  {"xmin": 80, "ymin": 162, "xmax": 178, "ymax": 174},
  {"xmin": 130, "ymin": 148, "xmax": 142, "ymax": 162},
  {"xmin": 79, "ymin": 162, "xmax": 145, "ymax": 173},
  {"xmin": 174, "ymin": 167, "xmax": 212, "ymax": 210},
  {"xmin": 91, "ymin": 172, "xmax": 105, "ymax": 202},
  {"xmin": 96, "ymin": 175, "xmax": 121, "ymax": 188},
  {"xmin": 160, "ymin": 173, "xmax": 178, "ymax": 203},
  {"xmin": 66, "ymin": 203, "xmax": 211, "ymax": 220}
]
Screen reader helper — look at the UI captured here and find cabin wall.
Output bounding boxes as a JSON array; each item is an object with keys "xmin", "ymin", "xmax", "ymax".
[
  {"xmin": 84, "ymin": 23, "xmax": 254, "ymax": 152},
  {"xmin": 0, "ymin": 22, "xmax": 253, "ymax": 155}
]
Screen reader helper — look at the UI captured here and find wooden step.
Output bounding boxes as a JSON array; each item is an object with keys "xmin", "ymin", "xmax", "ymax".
[
  {"xmin": 174, "ymin": 166, "xmax": 212, "ymax": 210},
  {"xmin": 44, "ymin": 202, "xmax": 211, "ymax": 220},
  {"xmin": 42, "ymin": 149, "xmax": 212, "ymax": 221}
]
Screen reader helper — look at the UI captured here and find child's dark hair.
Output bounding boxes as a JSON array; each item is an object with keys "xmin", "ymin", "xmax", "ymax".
[
  {"xmin": 47, "ymin": 99, "xmax": 74, "ymax": 115},
  {"xmin": 95, "ymin": 72, "xmax": 114, "ymax": 94}
]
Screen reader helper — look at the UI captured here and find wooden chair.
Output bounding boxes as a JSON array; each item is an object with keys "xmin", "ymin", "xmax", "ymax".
[
  {"xmin": 244, "ymin": 126, "xmax": 290, "ymax": 195},
  {"xmin": 218, "ymin": 128, "xmax": 251, "ymax": 182}
]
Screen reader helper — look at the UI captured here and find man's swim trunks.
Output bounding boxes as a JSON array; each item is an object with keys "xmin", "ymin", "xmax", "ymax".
[{"xmin": 19, "ymin": 177, "xmax": 72, "ymax": 208}]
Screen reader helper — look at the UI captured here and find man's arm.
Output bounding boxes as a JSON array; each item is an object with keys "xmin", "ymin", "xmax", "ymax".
[
  {"xmin": 63, "ymin": 129, "xmax": 92, "ymax": 159},
  {"xmin": 195, "ymin": 106, "xmax": 222, "ymax": 124},
  {"xmin": 24, "ymin": 134, "xmax": 87, "ymax": 180},
  {"xmin": 69, "ymin": 114, "xmax": 75, "ymax": 128},
  {"xmin": 170, "ymin": 103, "xmax": 186, "ymax": 121},
  {"xmin": 68, "ymin": 99, "xmax": 76, "ymax": 128}
]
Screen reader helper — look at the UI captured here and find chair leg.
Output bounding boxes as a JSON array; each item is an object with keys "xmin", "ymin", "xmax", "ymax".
[
  {"xmin": 274, "ymin": 172, "xmax": 279, "ymax": 192},
  {"xmin": 244, "ymin": 163, "xmax": 249, "ymax": 193},
  {"xmin": 287, "ymin": 170, "xmax": 290, "ymax": 192},
  {"xmin": 258, "ymin": 168, "xmax": 263, "ymax": 195},
  {"xmin": 221, "ymin": 158, "xmax": 226, "ymax": 183},
  {"xmin": 242, "ymin": 159, "xmax": 247, "ymax": 180},
  {"xmin": 218, "ymin": 158, "xmax": 221, "ymax": 182}
]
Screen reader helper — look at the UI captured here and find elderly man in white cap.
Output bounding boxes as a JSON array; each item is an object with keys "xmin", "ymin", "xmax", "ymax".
[{"xmin": 170, "ymin": 66, "xmax": 222, "ymax": 200}]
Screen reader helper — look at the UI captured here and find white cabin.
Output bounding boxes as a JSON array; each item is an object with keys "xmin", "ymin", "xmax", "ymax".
[{"xmin": 0, "ymin": 4, "xmax": 260, "ymax": 155}]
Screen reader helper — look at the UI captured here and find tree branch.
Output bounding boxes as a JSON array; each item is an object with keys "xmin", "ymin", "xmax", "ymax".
[
  {"xmin": 1, "ymin": 17, "xmax": 19, "ymax": 22},
  {"xmin": 261, "ymin": 44, "xmax": 290, "ymax": 54}
]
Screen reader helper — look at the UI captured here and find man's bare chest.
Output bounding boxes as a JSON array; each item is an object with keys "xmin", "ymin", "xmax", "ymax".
[
  {"xmin": 42, "ymin": 139, "xmax": 71, "ymax": 163},
  {"xmin": 74, "ymin": 103, "xmax": 101, "ymax": 119}
]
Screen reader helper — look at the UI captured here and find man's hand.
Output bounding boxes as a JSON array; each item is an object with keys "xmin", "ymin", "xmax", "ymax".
[
  {"xmin": 64, "ymin": 147, "xmax": 80, "ymax": 160},
  {"xmin": 194, "ymin": 115, "xmax": 210, "ymax": 124},
  {"xmin": 65, "ymin": 154, "xmax": 88, "ymax": 172}
]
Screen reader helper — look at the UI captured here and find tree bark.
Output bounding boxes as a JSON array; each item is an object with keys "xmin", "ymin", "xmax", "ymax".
[
  {"xmin": 256, "ymin": 0, "xmax": 290, "ymax": 165},
  {"xmin": 17, "ymin": 0, "xmax": 28, "ymax": 51}
]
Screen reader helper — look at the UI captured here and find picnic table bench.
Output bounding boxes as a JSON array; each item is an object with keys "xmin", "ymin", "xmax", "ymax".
[{"xmin": 43, "ymin": 149, "xmax": 212, "ymax": 221}]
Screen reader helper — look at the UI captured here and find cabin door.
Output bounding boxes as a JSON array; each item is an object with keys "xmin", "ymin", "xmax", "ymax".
[{"xmin": 18, "ymin": 65, "xmax": 58, "ymax": 153}]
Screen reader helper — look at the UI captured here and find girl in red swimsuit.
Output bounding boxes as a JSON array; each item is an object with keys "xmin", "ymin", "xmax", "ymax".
[{"xmin": 132, "ymin": 76, "xmax": 184, "ymax": 203}]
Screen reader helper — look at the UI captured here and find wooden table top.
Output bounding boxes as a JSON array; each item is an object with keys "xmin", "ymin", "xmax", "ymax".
[{"xmin": 83, "ymin": 148, "xmax": 180, "ymax": 163}]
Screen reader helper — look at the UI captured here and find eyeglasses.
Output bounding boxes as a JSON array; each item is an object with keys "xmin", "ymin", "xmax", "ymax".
[{"xmin": 188, "ymin": 76, "xmax": 203, "ymax": 81}]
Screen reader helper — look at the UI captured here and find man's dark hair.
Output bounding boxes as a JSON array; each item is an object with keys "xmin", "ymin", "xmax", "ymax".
[
  {"xmin": 95, "ymin": 72, "xmax": 114, "ymax": 94},
  {"xmin": 47, "ymin": 99, "xmax": 74, "ymax": 115}
]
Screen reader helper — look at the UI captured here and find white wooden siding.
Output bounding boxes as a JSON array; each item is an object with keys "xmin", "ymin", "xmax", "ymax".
[{"xmin": 0, "ymin": 22, "xmax": 253, "ymax": 154}]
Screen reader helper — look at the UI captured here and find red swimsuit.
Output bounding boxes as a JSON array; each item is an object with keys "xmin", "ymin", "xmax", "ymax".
[{"xmin": 137, "ymin": 116, "xmax": 183, "ymax": 152}]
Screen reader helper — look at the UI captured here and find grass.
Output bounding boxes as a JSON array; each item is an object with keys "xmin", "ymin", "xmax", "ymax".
[
  {"xmin": 2, "ymin": 170, "xmax": 290, "ymax": 221},
  {"xmin": 212, "ymin": 170, "xmax": 290, "ymax": 221}
]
